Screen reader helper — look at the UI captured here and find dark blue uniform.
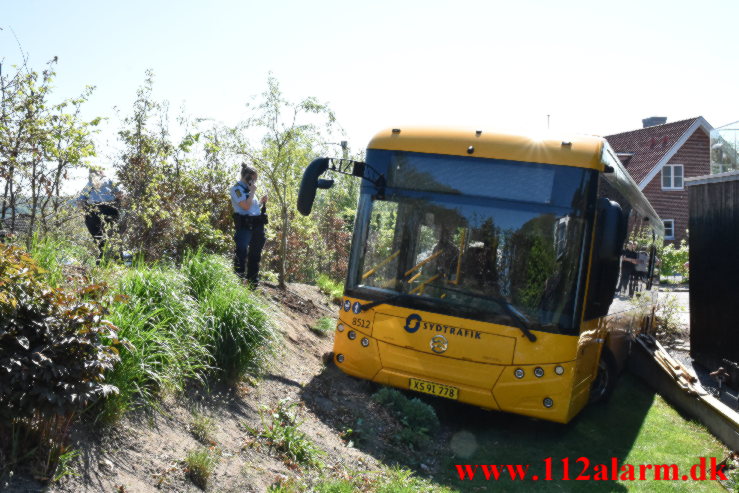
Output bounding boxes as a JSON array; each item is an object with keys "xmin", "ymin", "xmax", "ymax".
[{"xmin": 230, "ymin": 181, "xmax": 266, "ymax": 285}]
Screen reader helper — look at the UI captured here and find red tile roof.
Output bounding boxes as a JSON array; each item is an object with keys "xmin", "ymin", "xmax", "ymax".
[{"xmin": 604, "ymin": 117, "xmax": 700, "ymax": 184}]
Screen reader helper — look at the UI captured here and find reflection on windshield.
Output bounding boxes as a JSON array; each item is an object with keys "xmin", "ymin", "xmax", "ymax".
[{"xmin": 354, "ymin": 194, "xmax": 589, "ymax": 333}]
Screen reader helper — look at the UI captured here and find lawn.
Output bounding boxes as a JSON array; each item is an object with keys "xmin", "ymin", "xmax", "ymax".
[{"xmin": 435, "ymin": 373, "xmax": 728, "ymax": 492}]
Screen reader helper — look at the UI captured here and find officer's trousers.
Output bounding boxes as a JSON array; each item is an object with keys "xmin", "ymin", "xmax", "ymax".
[
  {"xmin": 84, "ymin": 204, "xmax": 119, "ymax": 257},
  {"xmin": 233, "ymin": 222, "xmax": 266, "ymax": 284}
]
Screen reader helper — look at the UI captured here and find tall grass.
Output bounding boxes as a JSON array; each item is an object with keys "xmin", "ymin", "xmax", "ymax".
[
  {"xmin": 183, "ymin": 250, "xmax": 277, "ymax": 383},
  {"xmin": 99, "ymin": 265, "xmax": 211, "ymax": 421},
  {"xmin": 28, "ymin": 234, "xmax": 95, "ymax": 287},
  {"xmin": 181, "ymin": 248, "xmax": 234, "ymax": 298},
  {"xmin": 97, "ymin": 250, "xmax": 277, "ymax": 421},
  {"xmin": 310, "ymin": 317, "xmax": 336, "ymax": 337}
]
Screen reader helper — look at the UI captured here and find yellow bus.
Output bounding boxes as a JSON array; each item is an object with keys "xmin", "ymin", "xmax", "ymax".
[{"xmin": 297, "ymin": 127, "xmax": 663, "ymax": 423}]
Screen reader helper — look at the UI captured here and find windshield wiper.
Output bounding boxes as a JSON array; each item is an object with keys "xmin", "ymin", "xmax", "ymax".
[
  {"xmin": 359, "ymin": 285, "xmax": 538, "ymax": 342},
  {"xmin": 421, "ymin": 283, "xmax": 538, "ymax": 342},
  {"xmin": 503, "ymin": 303, "xmax": 538, "ymax": 342}
]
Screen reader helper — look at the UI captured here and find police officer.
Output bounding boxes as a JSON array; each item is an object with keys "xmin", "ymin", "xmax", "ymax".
[{"xmin": 231, "ymin": 164, "xmax": 268, "ymax": 287}]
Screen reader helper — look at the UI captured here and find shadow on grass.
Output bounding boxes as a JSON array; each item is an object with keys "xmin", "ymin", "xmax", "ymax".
[{"xmin": 302, "ymin": 366, "xmax": 656, "ymax": 492}]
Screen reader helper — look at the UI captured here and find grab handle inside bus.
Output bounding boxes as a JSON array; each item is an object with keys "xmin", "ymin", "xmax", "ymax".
[{"xmin": 297, "ymin": 157, "xmax": 330, "ymax": 216}]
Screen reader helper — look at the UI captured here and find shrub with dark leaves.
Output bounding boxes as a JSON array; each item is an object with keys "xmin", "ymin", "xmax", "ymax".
[
  {"xmin": 0, "ymin": 244, "xmax": 120, "ymax": 479},
  {"xmin": 0, "ymin": 244, "xmax": 120, "ymax": 419}
]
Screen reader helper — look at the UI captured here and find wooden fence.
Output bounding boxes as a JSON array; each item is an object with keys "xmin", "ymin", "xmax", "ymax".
[{"xmin": 687, "ymin": 171, "xmax": 739, "ymax": 386}]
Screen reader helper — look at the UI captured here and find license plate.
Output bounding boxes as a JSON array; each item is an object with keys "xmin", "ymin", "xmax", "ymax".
[{"xmin": 409, "ymin": 378, "xmax": 459, "ymax": 400}]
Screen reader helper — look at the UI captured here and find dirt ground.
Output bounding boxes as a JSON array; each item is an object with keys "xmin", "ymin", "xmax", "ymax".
[{"xmin": 6, "ymin": 282, "xmax": 442, "ymax": 493}]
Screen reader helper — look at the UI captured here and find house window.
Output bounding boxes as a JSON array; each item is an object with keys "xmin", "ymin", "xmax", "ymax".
[
  {"xmin": 662, "ymin": 164, "xmax": 684, "ymax": 190},
  {"xmin": 663, "ymin": 219, "xmax": 675, "ymax": 240}
]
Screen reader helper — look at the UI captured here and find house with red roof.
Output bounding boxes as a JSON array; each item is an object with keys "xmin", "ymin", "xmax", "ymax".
[{"xmin": 605, "ymin": 116, "xmax": 713, "ymax": 244}]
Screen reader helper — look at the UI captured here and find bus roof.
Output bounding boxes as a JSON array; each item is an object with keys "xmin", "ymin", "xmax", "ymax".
[
  {"xmin": 368, "ymin": 127, "xmax": 607, "ymax": 170},
  {"xmin": 601, "ymin": 140, "xmax": 664, "ymax": 236}
]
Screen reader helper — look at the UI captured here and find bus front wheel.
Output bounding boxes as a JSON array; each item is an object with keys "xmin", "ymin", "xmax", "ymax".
[{"xmin": 589, "ymin": 347, "xmax": 617, "ymax": 403}]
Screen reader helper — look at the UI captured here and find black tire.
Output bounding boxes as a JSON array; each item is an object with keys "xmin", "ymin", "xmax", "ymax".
[{"xmin": 589, "ymin": 347, "xmax": 618, "ymax": 403}]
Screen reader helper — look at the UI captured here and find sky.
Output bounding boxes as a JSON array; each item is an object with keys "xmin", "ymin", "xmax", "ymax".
[{"xmin": 3, "ymin": 0, "xmax": 739, "ymax": 184}]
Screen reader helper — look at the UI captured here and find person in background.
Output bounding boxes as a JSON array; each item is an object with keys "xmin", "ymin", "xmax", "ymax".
[
  {"xmin": 635, "ymin": 248, "xmax": 649, "ymax": 281},
  {"xmin": 230, "ymin": 164, "xmax": 268, "ymax": 287},
  {"xmin": 618, "ymin": 241, "xmax": 638, "ymax": 295},
  {"xmin": 77, "ymin": 169, "xmax": 121, "ymax": 262}
]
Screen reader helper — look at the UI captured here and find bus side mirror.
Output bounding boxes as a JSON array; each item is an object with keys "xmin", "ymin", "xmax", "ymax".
[
  {"xmin": 584, "ymin": 198, "xmax": 627, "ymax": 320},
  {"xmin": 297, "ymin": 157, "xmax": 330, "ymax": 216},
  {"xmin": 596, "ymin": 198, "xmax": 625, "ymax": 262}
]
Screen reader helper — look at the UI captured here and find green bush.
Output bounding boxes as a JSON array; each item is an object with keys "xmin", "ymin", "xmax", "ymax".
[
  {"xmin": 117, "ymin": 264, "xmax": 206, "ymax": 336},
  {"xmin": 184, "ymin": 446, "xmax": 220, "ymax": 489},
  {"xmin": 246, "ymin": 398, "xmax": 324, "ymax": 469},
  {"xmin": 371, "ymin": 387, "xmax": 440, "ymax": 449},
  {"xmin": 201, "ymin": 285, "xmax": 274, "ymax": 383},
  {"xmin": 181, "ymin": 248, "xmax": 234, "ymax": 299},
  {"xmin": 659, "ymin": 239, "xmax": 689, "ymax": 281},
  {"xmin": 316, "ymin": 274, "xmax": 343, "ymax": 304},
  {"xmin": 114, "ymin": 72, "xmax": 234, "ymax": 263},
  {"xmin": 654, "ymin": 294, "xmax": 685, "ymax": 338},
  {"xmin": 0, "ymin": 244, "xmax": 119, "ymax": 479},
  {"xmin": 95, "ymin": 251, "xmax": 276, "ymax": 421},
  {"xmin": 310, "ymin": 317, "xmax": 335, "ymax": 337}
]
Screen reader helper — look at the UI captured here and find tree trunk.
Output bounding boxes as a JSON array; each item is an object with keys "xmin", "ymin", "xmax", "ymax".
[
  {"xmin": 26, "ymin": 158, "xmax": 38, "ymax": 249},
  {"xmin": 44, "ymin": 157, "xmax": 66, "ymax": 233},
  {"xmin": 9, "ymin": 175, "xmax": 16, "ymax": 232},
  {"xmin": 278, "ymin": 202, "xmax": 289, "ymax": 289},
  {"xmin": 1, "ymin": 165, "xmax": 10, "ymax": 222}
]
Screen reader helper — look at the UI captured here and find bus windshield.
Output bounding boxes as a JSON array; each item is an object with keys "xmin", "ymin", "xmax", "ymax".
[{"xmin": 348, "ymin": 151, "xmax": 595, "ymax": 334}]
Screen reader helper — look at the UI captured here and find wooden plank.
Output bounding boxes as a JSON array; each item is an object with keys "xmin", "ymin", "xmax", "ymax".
[{"xmin": 630, "ymin": 338, "xmax": 739, "ymax": 450}]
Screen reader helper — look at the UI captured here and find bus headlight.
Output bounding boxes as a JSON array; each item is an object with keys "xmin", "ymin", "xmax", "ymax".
[
  {"xmin": 534, "ymin": 367, "xmax": 544, "ymax": 378},
  {"xmin": 337, "ymin": 324, "xmax": 345, "ymax": 332},
  {"xmin": 554, "ymin": 365, "xmax": 565, "ymax": 375},
  {"xmin": 543, "ymin": 397, "xmax": 553, "ymax": 408},
  {"xmin": 348, "ymin": 330, "xmax": 356, "ymax": 340},
  {"xmin": 336, "ymin": 354, "xmax": 345, "ymax": 363},
  {"xmin": 514, "ymin": 368, "xmax": 525, "ymax": 379},
  {"xmin": 361, "ymin": 337, "xmax": 370, "ymax": 347}
]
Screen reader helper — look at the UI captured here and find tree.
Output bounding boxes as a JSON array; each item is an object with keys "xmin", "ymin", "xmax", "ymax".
[
  {"xmin": 114, "ymin": 72, "xmax": 235, "ymax": 260},
  {"xmin": 114, "ymin": 70, "xmax": 177, "ymax": 258},
  {"xmin": 38, "ymin": 86, "xmax": 99, "ymax": 234},
  {"xmin": 0, "ymin": 58, "xmax": 98, "ymax": 243},
  {"xmin": 235, "ymin": 76, "xmax": 337, "ymax": 288}
]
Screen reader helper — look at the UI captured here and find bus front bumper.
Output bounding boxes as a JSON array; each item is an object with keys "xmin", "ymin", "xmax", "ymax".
[{"xmin": 333, "ymin": 330, "xmax": 582, "ymax": 423}]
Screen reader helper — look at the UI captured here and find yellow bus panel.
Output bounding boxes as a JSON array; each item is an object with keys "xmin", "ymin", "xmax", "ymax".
[
  {"xmin": 368, "ymin": 127, "xmax": 606, "ymax": 170},
  {"xmin": 335, "ymin": 297, "xmax": 582, "ymax": 423}
]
